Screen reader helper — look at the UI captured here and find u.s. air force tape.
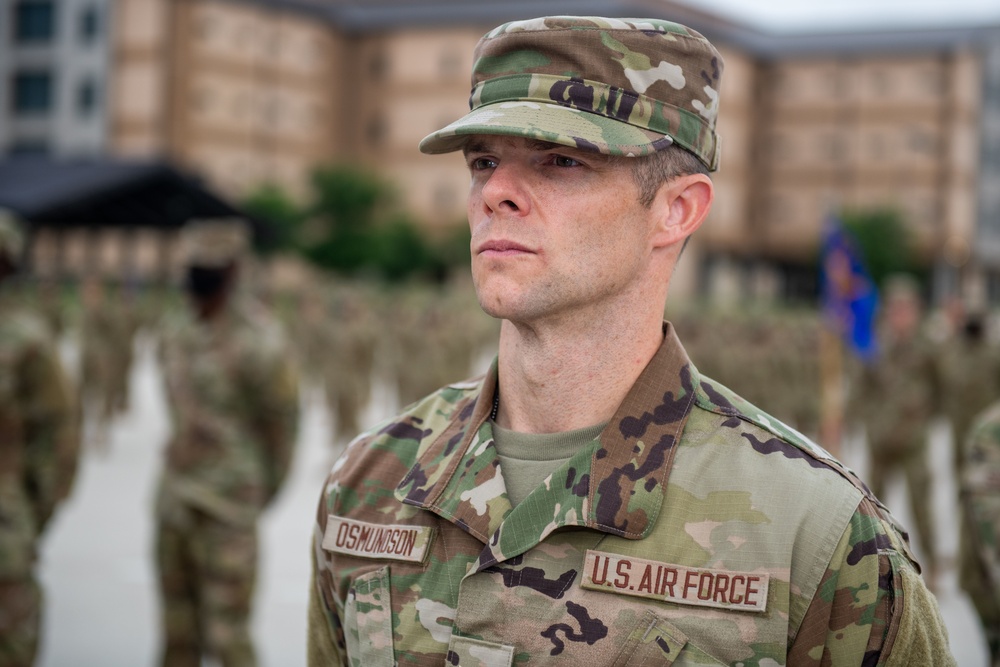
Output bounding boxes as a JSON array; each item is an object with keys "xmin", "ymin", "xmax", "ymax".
[
  {"xmin": 581, "ymin": 550, "xmax": 769, "ymax": 613},
  {"xmin": 322, "ymin": 516, "xmax": 433, "ymax": 564}
]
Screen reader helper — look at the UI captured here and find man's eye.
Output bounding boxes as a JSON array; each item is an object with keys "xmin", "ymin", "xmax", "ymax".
[
  {"xmin": 471, "ymin": 157, "xmax": 498, "ymax": 170},
  {"xmin": 553, "ymin": 155, "xmax": 581, "ymax": 167}
]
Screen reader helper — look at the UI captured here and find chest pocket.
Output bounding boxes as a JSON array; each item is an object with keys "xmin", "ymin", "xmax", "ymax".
[
  {"xmin": 612, "ymin": 612, "xmax": 725, "ymax": 667},
  {"xmin": 343, "ymin": 566, "xmax": 394, "ymax": 667}
]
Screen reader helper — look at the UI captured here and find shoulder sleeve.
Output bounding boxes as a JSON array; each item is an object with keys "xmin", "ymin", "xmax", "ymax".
[
  {"xmin": 881, "ymin": 561, "xmax": 956, "ymax": 667},
  {"xmin": 787, "ymin": 498, "xmax": 955, "ymax": 666},
  {"xmin": 308, "ymin": 552, "xmax": 346, "ymax": 666}
]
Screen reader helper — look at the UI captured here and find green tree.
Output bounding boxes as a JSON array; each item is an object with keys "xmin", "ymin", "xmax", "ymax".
[
  {"xmin": 839, "ymin": 208, "xmax": 918, "ymax": 290},
  {"xmin": 375, "ymin": 214, "xmax": 435, "ymax": 282},
  {"xmin": 241, "ymin": 184, "xmax": 303, "ymax": 254},
  {"xmin": 309, "ymin": 165, "xmax": 394, "ymax": 233},
  {"xmin": 304, "ymin": 166, "xmax": 396, "ymax": 275},
  {"xmin": 245, "ymin": 165, "xmax": 472, "ymax": 283}
]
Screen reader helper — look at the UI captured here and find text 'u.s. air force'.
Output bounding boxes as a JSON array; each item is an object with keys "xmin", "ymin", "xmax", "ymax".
[{"xmin": 581, "ymin": 550, "xmax": 769, "ymax": 613}]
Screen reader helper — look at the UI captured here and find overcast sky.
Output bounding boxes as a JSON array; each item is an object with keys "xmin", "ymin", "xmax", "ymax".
[{"xmin": 673, "ymin": 0, "xmax": 1000, "ymax": 32}]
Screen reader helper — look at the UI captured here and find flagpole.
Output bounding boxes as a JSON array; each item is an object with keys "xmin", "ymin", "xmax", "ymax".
[{"xmin": 818, "ymin": 322, "xmax": 844, "ymax": 457}]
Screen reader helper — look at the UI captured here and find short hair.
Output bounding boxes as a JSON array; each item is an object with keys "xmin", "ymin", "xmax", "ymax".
[{"xmin": 626, "ymin": 145, "xmax": 710, "ymax": 208}]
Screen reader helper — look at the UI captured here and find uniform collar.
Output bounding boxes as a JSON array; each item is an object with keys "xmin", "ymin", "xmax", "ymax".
[{"xmin": 395, "ymin": 322, "xmax": 699, "ymax": 562}]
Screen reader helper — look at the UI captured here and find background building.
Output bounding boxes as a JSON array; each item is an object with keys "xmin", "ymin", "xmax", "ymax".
[{"xmin": 2, "ymin": 0, "xmax": 998, "ymax": 301}]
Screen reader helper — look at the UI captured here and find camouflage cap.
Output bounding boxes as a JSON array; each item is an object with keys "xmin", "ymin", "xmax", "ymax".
[
  {"xmin": 884, "ymin": 273, "xmax": 921, "ymax": 302},
  {"xmin": 419, "ymin": 16, "xmax": 724, "ymax": 170},
  {"xmin": 0, "ymin": 208, "xmax": 25, "ymax": 261},
  {"xmin": 180, "ymin": 217, "xmax": 249, "ymax": 268}
]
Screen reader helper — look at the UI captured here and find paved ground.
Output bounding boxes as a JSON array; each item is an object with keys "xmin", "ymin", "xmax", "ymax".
[{"xmin": 34, "ymin": 336, "xmax": 989, "ymax": 666}]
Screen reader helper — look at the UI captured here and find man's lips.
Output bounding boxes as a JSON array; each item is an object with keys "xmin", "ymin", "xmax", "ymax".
[{"xmin": 476, "ymin": 240, "xmax": 535, "ymax": 256}]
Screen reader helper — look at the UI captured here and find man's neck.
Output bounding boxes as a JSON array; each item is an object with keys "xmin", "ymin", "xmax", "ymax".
[{"xmin": 494, "ymin": 308, "xmax": 665, "ymax": 434}]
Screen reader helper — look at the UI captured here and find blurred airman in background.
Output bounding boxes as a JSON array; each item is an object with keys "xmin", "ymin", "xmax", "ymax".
[
  {"xmin": 940, "ymin": 309, "xmax": 1000, "ymax": 470},
  {"xmin": 154, "ymin": 218, "xmax": 299, "ymax": 667},
  {"xmin": 959, "ymin": 401, "xmax": 1000, "ymax": 666},
  {"xmin": 0, "ymin": 211, "xmax": 78, "ymax": 667},
  {"xmin": 855, "ymin": 274, "xmax": 942, "ymax": 584}
]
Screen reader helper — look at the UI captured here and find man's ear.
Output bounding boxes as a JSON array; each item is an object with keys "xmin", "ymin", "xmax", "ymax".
[{"xmin": 649, "ymin": 174, "xmax": 714, "ymax": 250}]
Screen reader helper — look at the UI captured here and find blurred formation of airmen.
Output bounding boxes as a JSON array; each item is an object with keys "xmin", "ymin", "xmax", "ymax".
[
  {"xmin": 673, "ymin": 308, "xmax": 821, "ymax": 437},
  {"xmin": 322, "ymin": 287, "xmax": 378, "ymax": 447},
  {"xmin": 388, "ymin": 282, "xmax": 496, "ymax": 407},
  {"xmin": 78, "ymin": 276, "xmax": 139, "ymax": 450},
  {"xmin": 941, "ymin": 308, "xmax": 1000, "ymax": 469},
  {"xmin": 854, "ymin": 275, "xmax": 942, "ymax": 582},
  {"xmin": 0, "ymin": 211, "xmax": 78, "ymax": 667},
  {"xmin": 290, "ymin": 275, "xmax": 497, "ymax": 452},
  {"xmin": 959, "ymin": 401, "xmax": 1000, "ymax": 666},
  {"xmin": 154, "ymin": 218, "xmax": 299, "ymax": 667},
  {"xmin": 31, "ymin": 278, "xmax": 67, "ymax": 340}
]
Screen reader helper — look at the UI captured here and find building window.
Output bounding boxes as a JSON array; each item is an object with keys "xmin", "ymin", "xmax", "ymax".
[
  {"xmin": 192, "ymin": 89, "xmax": 212, "ymax": 112},
  {"xmin": 80, "ymin": 5, "xmax": 100, "ymax": 43},
  {"xmin": 824, "ymin": 134, "xmax": 846, "ymax": 161},
  {"xmin": 907, "ymin": 127, "xmax": 935, "ymax": 155},
  {"xmin": 870, "ymin": 69, "xmax": 892, "ymax": 95},
  {"xmin": 77, "ymin": 78, "xmax": 98, "ymax": 116},
  {"xmin": 14, "ymin": 0, "xmax": 56, "ymax": 43},
  {"xmin": 7, "ymin": 138, "xmax": 50, "ymax": 155},
  {"xmin": 369, "ymin": 52, "xmax": 389, "ymax": 81},
  {"xmin": 196, "ymin": 16, "xmax": 215, "ymax": 39},
  {"xmin": 367, "ymin": 116, "xmax": 386, "ymax": 147},
  {"xmin": 12, "ymin": 71, "xmax": 54, "ymax": 114}
]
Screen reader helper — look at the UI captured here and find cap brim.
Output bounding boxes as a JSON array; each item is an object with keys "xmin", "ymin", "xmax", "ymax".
[{"xmin": 419, "ymin": 101, "xmax": 672, "ymax": 156}]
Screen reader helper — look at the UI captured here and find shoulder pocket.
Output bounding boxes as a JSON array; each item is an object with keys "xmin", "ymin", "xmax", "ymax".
[{"xmin": 343, "ymin": 565, "xmax": 394, "ymax": 667}]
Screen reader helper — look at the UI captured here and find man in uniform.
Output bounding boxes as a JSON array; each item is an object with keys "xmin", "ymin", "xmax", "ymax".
[
  {"xmin": 856, "ymin": 275, "xmax": 942, "ymax": 585},
  {"xmin": 308, "ymin": 17, "xmax": 953, "ymax": 665},
  {"xmin": 0, "ymin": 212, "xmax": 78, "ymax": 667},
  {"xmin": 155, "ymin": 219, "xmax": 299, "ymax": 667},
  {"xmin": 941, "ymin": 310, "xmax": 1000, "ymax": 470},
  {"xmin": 959, "ymin": 401, "xmax": 1000, "ymax": 666}
]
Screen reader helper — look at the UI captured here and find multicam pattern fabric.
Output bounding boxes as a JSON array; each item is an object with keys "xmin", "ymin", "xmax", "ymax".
[
  {"xmin": 0, "ymin": 290, "xmax": 77, "ymax": 667},
  {"xmin": 156, "ymin": 298, "xmax": 299, "ymax": 528},
  {"xmin": 960, "ymin": 402, "xmax": 1000, "ymax": 663},
  {"xmin": 419, "ymin": 17, "xmax": 723, "ymax": 170},
  {"xmin": 941, "ymin": 337, "xmax": 1000, "ymax": 467},
  {"xmin": 155, "ymin": 297, "xmax": 299, "ymax": 666},
  {"xmin": 309, "ymin": 324, "xmax": 951, "ymax": 666},
  {"xmin": 854, "ymin": 333, "xmax": 941, "ymax": 572}
]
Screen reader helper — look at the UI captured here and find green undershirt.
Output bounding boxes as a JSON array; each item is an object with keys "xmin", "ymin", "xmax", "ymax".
[{"xmin": 491, "ymin": 420, "xmax": 608, "ymax": 508}]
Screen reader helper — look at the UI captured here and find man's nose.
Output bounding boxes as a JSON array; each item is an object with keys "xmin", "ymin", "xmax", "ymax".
[{"xmin": 480, "ymin": 161, "xmax": 530, "ymax": 216}]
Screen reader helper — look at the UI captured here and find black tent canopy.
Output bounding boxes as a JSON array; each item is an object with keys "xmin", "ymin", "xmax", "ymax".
[{"xmin": 0, "ymin": 156, "xmax": 272, "ymax": 245}]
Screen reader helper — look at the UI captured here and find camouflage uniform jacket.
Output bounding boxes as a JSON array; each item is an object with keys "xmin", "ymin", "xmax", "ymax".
[
  {"xmin": 0, "ymin": 292, "xmax": 77, "ymax": 579},
  {"xmin": 960, "ymin": 402, "xmax": 1000, "ymax": 609},
  {"xmin": 310, "ymin": 324, "xmax": 951, "ymax": 666},
  {"xmin": 857, "ymin": 333, "xmax": 941, "ymax": 451},
  {"xmin": 942, "ymin": 340, "xmax": 1000, "ymax": 450},
  {"xmin": 156, "ymin": 298, "xmax": 299, "ymax": 527}
]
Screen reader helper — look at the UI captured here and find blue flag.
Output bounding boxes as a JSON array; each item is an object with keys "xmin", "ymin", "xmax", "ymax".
[{"xmin": 820, "ymin": 217, "xmax": 879, "ymax": 362}]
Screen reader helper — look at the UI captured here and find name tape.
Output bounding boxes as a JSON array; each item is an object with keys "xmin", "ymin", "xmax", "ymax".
[
  {"xmin": 581, "ymin": 550, "xmax": 769, "ymax": 613},
  {"xmin": 322, "ymin": 516, "xmax": 432, "ymax": 564}
]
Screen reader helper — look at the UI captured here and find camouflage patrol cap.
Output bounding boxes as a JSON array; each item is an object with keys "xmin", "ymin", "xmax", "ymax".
[
  {"xmin": 180, "ymin": 217, "xmax": 249, "ymax": 267},
  {"xmin": 419, "ymin": 16, "xmax": 724, "ymax": 170},
  {"xmin": 0, "ymin": 209, "xmax": 25, "ymax": 262},
  {"xmin": 884, "ymin": 273, "xmax": 921, "ymax": 302}
]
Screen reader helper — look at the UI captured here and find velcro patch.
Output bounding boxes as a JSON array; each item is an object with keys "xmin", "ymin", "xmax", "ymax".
[
  {"xmin": 322, "ymin": 516, "xmax": 432, "ymax": 564},
  {"xmin": 581, "ymin": 550, "xmax": 769, "ymax": 613}
]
